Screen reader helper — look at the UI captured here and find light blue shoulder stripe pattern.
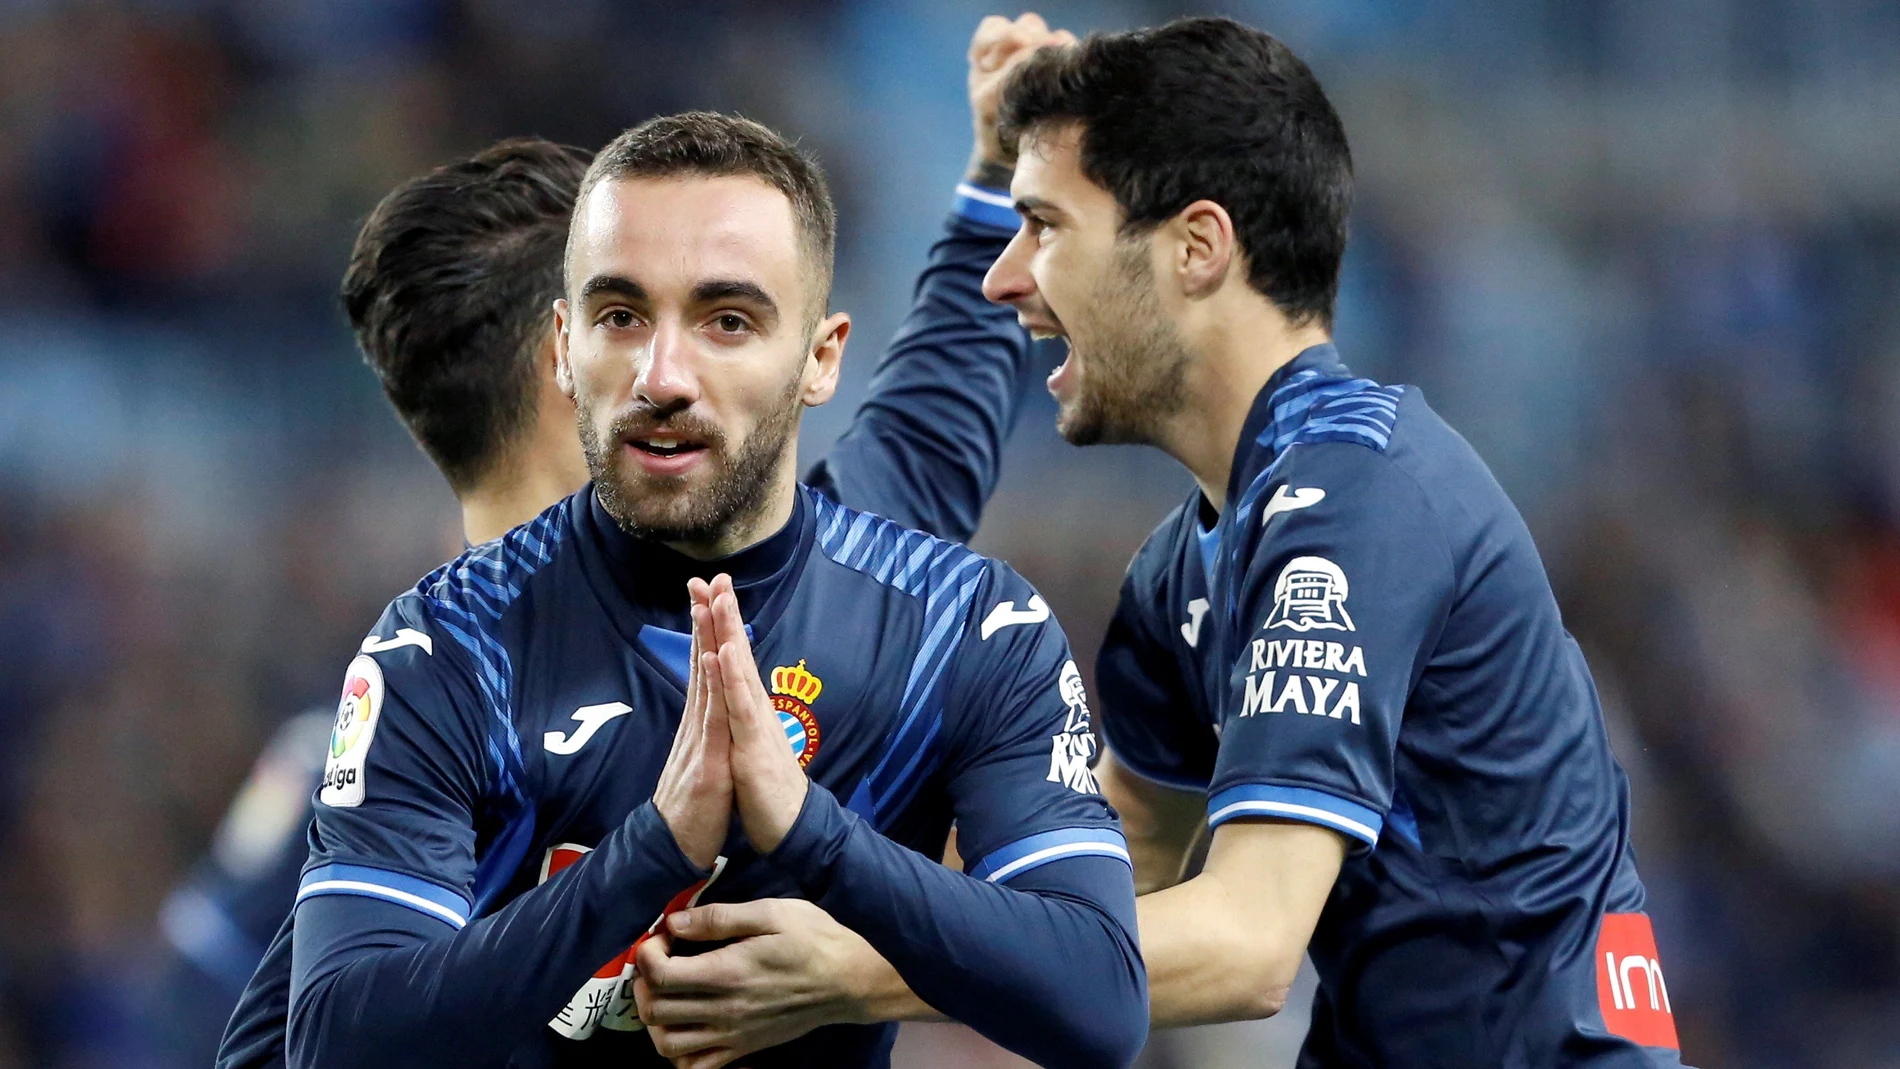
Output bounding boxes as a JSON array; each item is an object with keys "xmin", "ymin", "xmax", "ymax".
[
  {"xmin": 412, "ymin": 501, "xmax": 568, "ymax": 910},
  {"xmin": 1234, "ymin": 372, "xmax": 1406, "ymax": 530},
  {"xmin": 968, "ymin": 827, "xmax": 1131, "ymax": 883},
  {"xmin": 296, "ymin": 862, "xmax": 473, "ymax": 929},
  {"xmin": 814, "ymin": 496, "xmax": 988, "ymax": 830}
]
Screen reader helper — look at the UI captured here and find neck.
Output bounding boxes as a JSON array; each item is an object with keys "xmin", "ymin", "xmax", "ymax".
[
  {"xmin": 460, "ymin": 458, "xmax": 585, "ymax": 544},
  {"xmin": 459, "ymin": 367, "xmax": 592, "ymax": 544},
  {"xmin": 1160, "ymin": 301, "xmax": 1332, "ymax": 511}
]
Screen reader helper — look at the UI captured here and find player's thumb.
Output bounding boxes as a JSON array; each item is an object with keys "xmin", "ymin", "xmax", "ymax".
[{"xmin": 669, "ymin": 900, "xmax": 781, "ymax": 942}]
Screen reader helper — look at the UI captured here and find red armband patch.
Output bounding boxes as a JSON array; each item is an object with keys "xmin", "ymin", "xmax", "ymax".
[
  {"xmin": 537, "ymin": 843, "xmax": 725, "ymax": 1039},
  {"xmin": 1595, "ymin": 912, "xmax": 1679, "ymax": 1049}
]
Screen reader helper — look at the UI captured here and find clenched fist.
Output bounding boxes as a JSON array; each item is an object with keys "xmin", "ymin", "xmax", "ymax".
[{"xmin": 968, "ymin": 12, "xmax": 1078, "ymax": 174}]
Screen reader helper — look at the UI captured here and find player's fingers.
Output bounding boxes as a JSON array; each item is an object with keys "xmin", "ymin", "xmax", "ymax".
[
  {"xmin": 631, "ymin": 971, "xmax": 657, "ymax": 1017},
  {"xmin": 644, "ymin": 948, "xmax": 735, "ymax": 995},
  {"xmin": 711, "ymin": 586, "xmax": 747, "ymax": 651},
  {"xmin": 1051, "ymin": 28, "xmax": 1077, "ymax": 46},
  {"xmin": 969, "ymin": 14, "xmax": 1012, "ymax": 60},
  {"xmin": 711, "ymin": 591, "xmax": 770, "ymax": 702},
  {"xmin": 637, "ymin": 932, "xmax": 677, "ymax": 989},
  {"xmin": 689, "ymin": 602, "xmax": 712, "ymax": 717},
  {"xmin": 705, "ymin": 574, "xmax": 738, "ymax": 648},
  {"xmin": 679, "ymin": 1046, "xmax": 740, "ymax": 1069},
  {"xmin": 647, "ymin": 1021, "xmax": 725, "ymax": 1059},
  {"xmin": 642, "ymin": 992, "xmax": 735, "ymax": 1027},
  {"xmin": 669, "ymin": 899, "xmax": 782, "ymax": 942},
  {"xmin": 701, "ymin": 650, "xmax": 732, "ymax": 747},
  {"xmin": 1013, "ymin": 12, "xmax": 1050, "ymax": 38},
  {"xmin": 718, "ymin": 642, "xmax": 775, "ymax": 754}
]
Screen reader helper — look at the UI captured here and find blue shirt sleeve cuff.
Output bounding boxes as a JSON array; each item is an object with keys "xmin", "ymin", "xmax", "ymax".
[
  {"xmin": 296, "ymin": 862, "xmax": 473, "ymax": 929},
  {"xmin": 967, "ymin": 827, "xmax": 1132, "ymax": 883},
  {"xmin": 953, "ymin": 183, "xmax": 1019, "ymax": 231},
  {"xmin": 767, "ymin": 782, "xmax": 852, "ymax": 895},
  {"xmin": 1206, "ymin": 783, "xmax": 1384, "ymax": 848}
]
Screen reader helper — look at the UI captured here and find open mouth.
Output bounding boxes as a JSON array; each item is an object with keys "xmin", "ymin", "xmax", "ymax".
[
  {"xmin": 623, "ymin": 432, "xmax": 712, "ymax": 472},
  {"xmin": 631, "ymin": 438, "xmax": 702, "ymax": 458}
]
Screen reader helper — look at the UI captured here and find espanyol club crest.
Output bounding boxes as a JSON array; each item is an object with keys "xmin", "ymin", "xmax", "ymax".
[{"xmin": 769, "ymin": 659, "xmax": 824, "ymax": 767}]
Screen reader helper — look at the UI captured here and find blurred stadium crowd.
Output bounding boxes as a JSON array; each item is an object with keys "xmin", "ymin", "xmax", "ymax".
[{"xmin": 2, "ymin": 0, "xmax": 1899, "ymax": 1066}]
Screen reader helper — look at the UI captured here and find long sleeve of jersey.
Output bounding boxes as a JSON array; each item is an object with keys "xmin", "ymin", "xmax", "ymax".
[
  {"xmin": 803, "ymin": 187, "xmax": 1037, "ymax": 542},
  {"xmin": 766, "ymin": 559, "xmax": 1147, "ymax": 1069},
  {"xmin": 279, "ymin": 598, "xmax": 710, "ymax": 1068},
  {"xmin": 287, "ymin": 801, "xmax": 705, "ymax": 1068},
  {"xmin": 771, "ymin": 790, "xmax": 1144, "ymax": 1069}
]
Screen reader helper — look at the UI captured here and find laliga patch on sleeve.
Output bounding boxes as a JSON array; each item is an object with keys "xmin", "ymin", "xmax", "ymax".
[
  {"xmin": 320, "ymin": 654, "xmax": 384, "ymax": 808},
  {"xmin": 1595, "ymin": 912, "xmax": 1679, "ymax": 1049}
]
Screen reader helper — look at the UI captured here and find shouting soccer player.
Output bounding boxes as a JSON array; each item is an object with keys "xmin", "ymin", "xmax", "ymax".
[
  {"xmin": 653, "ymin": 14, "xmax": 1691, "ymax": 1069},
  {"xmin": 213, "ymin": 16, "xmax": 1081, "ymax": 1069}
]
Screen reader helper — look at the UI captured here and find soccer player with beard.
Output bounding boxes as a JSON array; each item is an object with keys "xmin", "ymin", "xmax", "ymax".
[
  {"xmin": 654, "ymin": 15, "xmax": 1691, "ymax": 1069},
  {"xmin": 270, "ymin": 107, "xmax": 1142, "ymax": 1069},
  {"xmin": 209, "ymin": 15, "xmax": 1076, "ymax": 1069}
]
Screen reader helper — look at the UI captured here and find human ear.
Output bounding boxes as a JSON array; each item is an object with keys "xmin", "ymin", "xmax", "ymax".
[
  {"xmin": 553, "ymin": 298, "xmax": 576, "ymax": 398},
  {"xmin": 802, "ymin": 312, "xmax": 850, "ymax": 407},
  {"xmin": 1173, "ymin": 200, "xmax": 1238, "ymax": 299}
]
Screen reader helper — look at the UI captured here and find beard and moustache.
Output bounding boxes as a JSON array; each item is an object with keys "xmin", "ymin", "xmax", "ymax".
[
  {"xmin": 1057, "ymin": 237, "xmax": 1194, "ymax": 448},
  {"xmin": 579, "ymin": 370, "xmax": 804, "ymax": 548}
]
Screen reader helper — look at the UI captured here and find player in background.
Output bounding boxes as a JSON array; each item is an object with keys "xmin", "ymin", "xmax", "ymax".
[
  {"xmin": 641, "ymin": 14, "xmax": 1691, "ymax": 1069},
  {"xmin": 277, "ymin": 109, "xmax": 1143, "ymax": 1068},
  {"xmin": 208, "ymin": 14, "xmax": 1069, "ymax": 1069}
]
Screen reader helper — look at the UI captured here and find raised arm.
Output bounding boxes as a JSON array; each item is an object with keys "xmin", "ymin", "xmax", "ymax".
[{"xmin": 802, "ymin": 13, "xmax": 1074, "ymax": 541}]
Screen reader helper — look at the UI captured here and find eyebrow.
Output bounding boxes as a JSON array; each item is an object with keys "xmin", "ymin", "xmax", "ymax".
[
  {"xmin": 1014, "ymin": 195, "xmax": 1060, "ymax": 219},
  {"xmin": 692, "ymin": 278, "xmax": 779, "ymax": 323},
  {"xmin": 579, "ymin": 275, "xmax": 647, "ymax": 305}
]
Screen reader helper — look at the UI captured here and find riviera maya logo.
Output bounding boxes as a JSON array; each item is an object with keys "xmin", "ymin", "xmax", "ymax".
[
  {"xmin": 770, "ymin": 659, "xmax": 823, "ymax": 767},
  {"xmin": 331, "ymin": 673, "xmax": 375, "ymax": 757}
]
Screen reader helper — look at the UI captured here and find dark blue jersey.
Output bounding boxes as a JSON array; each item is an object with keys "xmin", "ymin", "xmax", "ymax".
[
  {"xmin": 279, "ymin": 486, "xmax": 1141, "ymax": 1068},
  {"xmin": 215, "ymin": 191, "xmax": 1046, "ymax": 1069},
  {"xmin": 1097, "ymin": 344, "xmax": 1685, "ymax": 1067}
]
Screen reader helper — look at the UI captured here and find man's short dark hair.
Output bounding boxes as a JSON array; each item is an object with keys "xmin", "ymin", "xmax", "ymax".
[
  {"xmin": 571, "ymin": 111, "xmax": 836, "ymax": 321},
  {"xmin": 342, "ymin": 137, "xmax": 591, "ymax": 492},
  {"xmin": 998, "ymin": 16, "xmax": 1352, "ymax": 328}
]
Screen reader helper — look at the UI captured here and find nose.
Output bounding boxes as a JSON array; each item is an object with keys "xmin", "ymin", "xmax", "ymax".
[
  {"xmin": 982, "ymin": 225, "xmax": 1038, "ymax": 308},
  {"xmin": 635, "ymin": 319, "xmax": 700, "ymax": 410}
]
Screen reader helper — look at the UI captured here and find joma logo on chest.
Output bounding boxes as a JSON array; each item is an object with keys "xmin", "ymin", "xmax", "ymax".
[{"xmin": 544, "ymin": 703, "xmax": 633, "ymax": 755}]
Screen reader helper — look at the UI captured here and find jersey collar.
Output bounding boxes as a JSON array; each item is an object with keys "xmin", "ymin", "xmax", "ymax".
[
  {"xmin": 1225, "ymin": 342, "xmax": 1349, "ymax": 507},
  {"xmin": 577, "ymin": 485, "xmax": 813, "ymax": 673}
]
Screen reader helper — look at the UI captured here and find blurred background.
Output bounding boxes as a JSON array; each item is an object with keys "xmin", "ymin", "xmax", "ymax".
[{"xmin": 2, "ymin": 0, "xmax": 1898, "ymax": 1066}]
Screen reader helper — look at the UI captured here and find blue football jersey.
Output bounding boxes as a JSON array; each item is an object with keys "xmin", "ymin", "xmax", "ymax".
[
  {"xmin": 287, "ymin": 485, "xmax": 1134, "ymax": 1067},
  {"xmin": 217, "ymin": 194, "xmax": 1052, "ymax": 1069},
  {"xmin": 1098, "ymin": 344, "xmax": 1686, "ymax": 1066}
]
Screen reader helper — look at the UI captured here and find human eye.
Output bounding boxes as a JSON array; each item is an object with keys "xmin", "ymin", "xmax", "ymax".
[
  {"xmin": 596, "ymin": 307, "xmax": 641, "ymax": 331},
  {"xmin": 710, "ymin": 311, "xmax": 754, "ymax": 336}
]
